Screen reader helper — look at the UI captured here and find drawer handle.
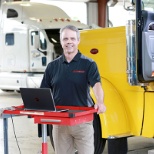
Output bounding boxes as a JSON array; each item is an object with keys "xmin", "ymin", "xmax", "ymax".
[{"xmin": 40, "ymin": 119, "xmax": 61, "ymax": 123}]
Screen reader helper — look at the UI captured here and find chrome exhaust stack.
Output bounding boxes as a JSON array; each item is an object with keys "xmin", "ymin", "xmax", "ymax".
[{"xmin": 126, "ymin": 20, "xmax": 138, "ymax": 85}]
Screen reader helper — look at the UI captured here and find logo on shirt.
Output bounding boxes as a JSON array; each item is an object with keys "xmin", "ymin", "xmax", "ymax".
[{"xmin": 73, "ymin": 70, "xmax": 85, "ymax": 73}]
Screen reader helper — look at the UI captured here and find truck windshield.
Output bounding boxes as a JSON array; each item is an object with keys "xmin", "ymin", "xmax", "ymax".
[
  {"xmin": 142, "ymin": 0, "xmax": 154, "ymax": 11},
  {"xmin": 45, "ymin": 29, "xmax": 63, "ymax": 55}
]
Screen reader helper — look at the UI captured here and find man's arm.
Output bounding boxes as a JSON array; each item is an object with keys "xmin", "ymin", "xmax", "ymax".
[{"xmin": 92, "ymin": 82, "xmax": 106, "ymax": 114}]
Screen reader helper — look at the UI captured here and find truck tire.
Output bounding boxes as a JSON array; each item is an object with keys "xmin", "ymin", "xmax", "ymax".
[
  {"xmin": 108, "ymin": 137, "xmax": 128, "ymax": 154},
  {"xmin": 1, "ymin": 89, "xmax": 14, "ymax": 92},
  {"xmin": 48, "ymin": 113, "xmax": 106, "ymax": 154},
  {"xmin": 93, "ymin": 113, "xmax": 106, "ymax": 154}
]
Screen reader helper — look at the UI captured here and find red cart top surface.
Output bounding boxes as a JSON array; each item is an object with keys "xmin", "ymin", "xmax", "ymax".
[{"xmin": 3, "ymin": 105, "xmax": 97, "ymax": 118}]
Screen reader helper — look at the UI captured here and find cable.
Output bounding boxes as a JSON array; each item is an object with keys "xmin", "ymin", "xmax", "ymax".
[{"xmin": 10, "ymin": 115, "xmax": 21, "ymax": 154}]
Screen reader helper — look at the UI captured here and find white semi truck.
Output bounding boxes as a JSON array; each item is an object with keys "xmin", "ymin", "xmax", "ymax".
[{"xmin": 0, "ymin": 1, "xmax": 88, "ymax": 91}]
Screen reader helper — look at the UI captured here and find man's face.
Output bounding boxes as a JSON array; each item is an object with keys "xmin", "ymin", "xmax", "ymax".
[{"xmin": 60, "ymin": 29, "xmax": 80, "ymax": 54}]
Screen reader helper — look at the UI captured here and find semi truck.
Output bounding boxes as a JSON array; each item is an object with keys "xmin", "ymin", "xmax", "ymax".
[{"xmin": 0, "ymin": 1, "xmax": 88, "ymax": 91}]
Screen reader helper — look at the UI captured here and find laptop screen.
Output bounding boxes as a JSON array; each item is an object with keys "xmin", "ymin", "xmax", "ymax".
[{"xmin": 20, "ymin": 88, "xmax": 57, "ymax": 111}]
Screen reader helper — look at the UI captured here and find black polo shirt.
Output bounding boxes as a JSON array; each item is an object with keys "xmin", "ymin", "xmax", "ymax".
[{"xmin": 40, "ymin": 51, "xmax": 101, "ymax": 107}]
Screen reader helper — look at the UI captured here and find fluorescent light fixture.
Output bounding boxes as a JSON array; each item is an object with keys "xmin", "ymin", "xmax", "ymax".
[
  {"xmin": 51, "ymin": 38, "xmax": 57, "ymax": 43},
  {"xmin": 107, "ymin": 0, "xmax": 118, "ymax": 7}
]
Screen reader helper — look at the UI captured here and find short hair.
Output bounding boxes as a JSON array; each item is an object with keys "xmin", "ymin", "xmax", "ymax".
[{"xmin": 60, "ymin": 25, "xmax": 80, "ymax": 40}]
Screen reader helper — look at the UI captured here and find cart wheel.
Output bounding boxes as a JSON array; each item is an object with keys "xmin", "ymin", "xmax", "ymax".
[{"xmin": 48, "ymin": 113, "xmax": 106, "ymax": 154}]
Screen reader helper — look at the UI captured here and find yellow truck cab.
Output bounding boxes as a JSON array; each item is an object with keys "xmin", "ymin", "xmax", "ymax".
[{"xmin": 78, "ymin": 0, "xmax": 154, "ymax": 153}]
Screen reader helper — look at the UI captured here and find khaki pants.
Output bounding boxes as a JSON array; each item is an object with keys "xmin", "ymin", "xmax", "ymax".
[{"xmin": 52, "ymin": 121, "xmax": 94, "ymax": 154}]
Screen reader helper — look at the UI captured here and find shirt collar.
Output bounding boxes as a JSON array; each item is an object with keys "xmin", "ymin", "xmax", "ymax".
[{"xmin": 61, "ymin": 51, "xmax": 81, "ymax": 63}]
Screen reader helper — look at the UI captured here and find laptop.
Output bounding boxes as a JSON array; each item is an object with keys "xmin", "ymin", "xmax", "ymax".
[{"xmin": 20, "ymin": 88, "xmax": 68, "ymax": 112}]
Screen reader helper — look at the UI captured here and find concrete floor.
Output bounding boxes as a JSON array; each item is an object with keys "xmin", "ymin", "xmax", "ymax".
[{"xmin": 0, "ymin": 90, "xmax": 154, "ymax": 154}]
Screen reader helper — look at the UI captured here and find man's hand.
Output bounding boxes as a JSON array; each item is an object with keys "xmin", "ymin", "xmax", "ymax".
[
  {"xmin": 93, "ymin": 82, "xmax": 106, "ymax": 114},
  {"xmin": 94, "ymin": 103, "xmax": 106, "ymax": 114}
]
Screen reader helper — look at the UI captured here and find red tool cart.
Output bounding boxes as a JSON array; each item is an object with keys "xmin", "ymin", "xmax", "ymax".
[{"xmin": 2, "ymin": 105, "xmax": 97, "ymax": 154}]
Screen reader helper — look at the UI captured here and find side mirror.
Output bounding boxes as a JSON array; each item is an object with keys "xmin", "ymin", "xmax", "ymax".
[{"xmin": 130, "ymin": 0, "xmax": 136, "ymax": 5}]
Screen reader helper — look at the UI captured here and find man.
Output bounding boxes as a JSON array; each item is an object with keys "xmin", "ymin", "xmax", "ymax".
[{"xmin": 40, "ymin": 25, "xmax": 106, "ymax": 154}]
